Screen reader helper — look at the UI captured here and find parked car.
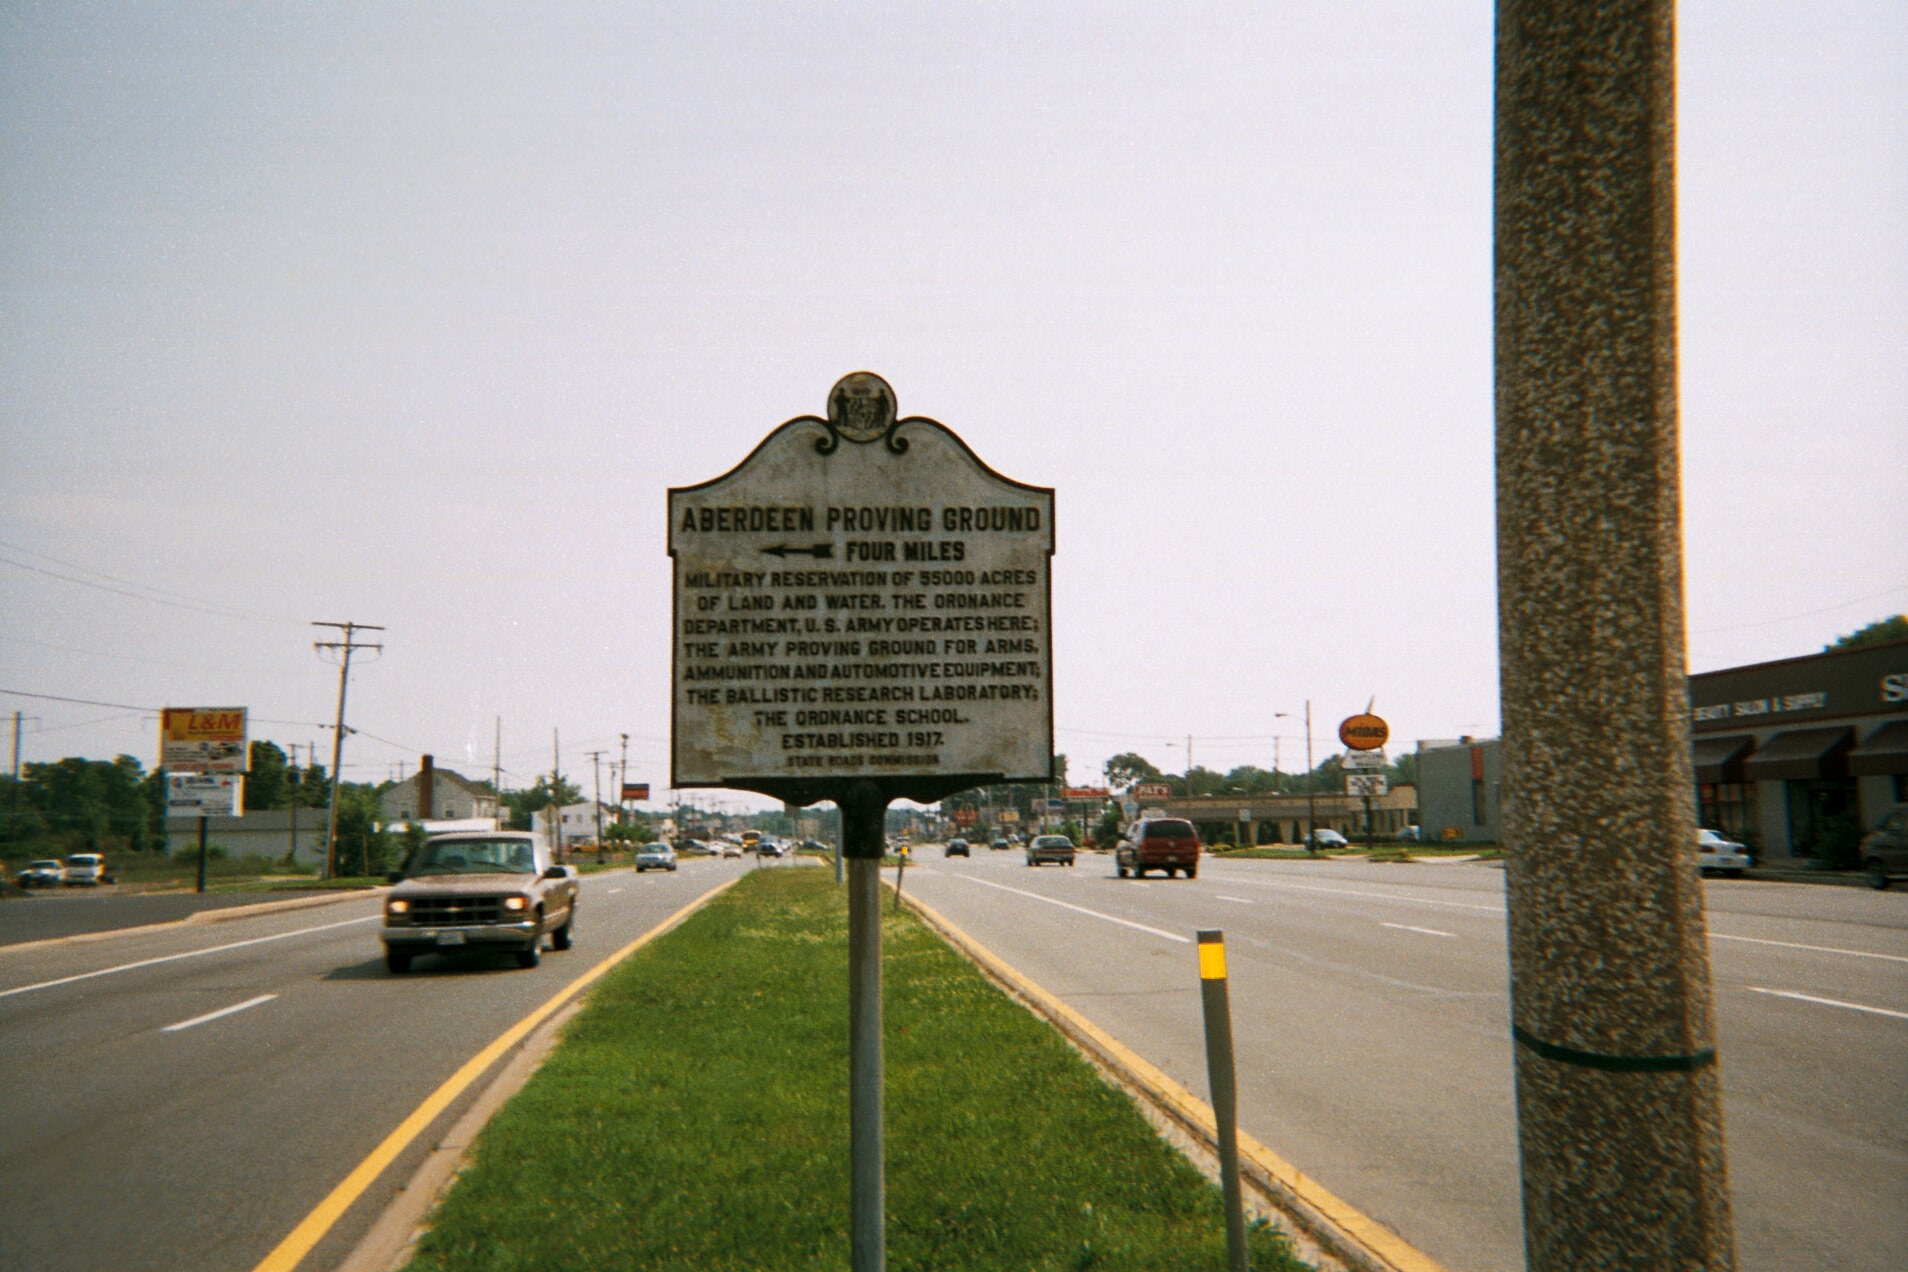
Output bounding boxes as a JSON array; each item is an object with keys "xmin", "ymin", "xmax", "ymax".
[
  {"xmin": 1307, "ymin": 828, "xmax": 1350, "ymax": 852},
  {"xmin": 61, "ymin": 852, "xmax": 113, "ymax": 885},
  {"xmin": 674, "ymin": 839, "xmax": 717, "ymax": 857},
  {"xmin": 18, "ymin": 859, "xmax": 64, "ymax": 889},
  {"xmin": 1396, "ymin": 825, "xmax": 1422, "ymax": 843},
  {"xmin": 636, "ymin": 842, "xmax": 679, "ymax": 872},
  {"xmin": 944, "ymin": 838, "xmax": 970, "ymax": 858},
  {"xmin": 380, "ymin": 831, "xmax": 578, "ymax": 973},
  {"xmin": 1695, "ymin": 828, "xmax": 1750, "ymax": 878},
  {"xmin": 1860, "ymin": 808, "xmax": 1908, "ymax": 890},
  {"xmin": 800, "ymin": 839, "xmax": 830, "ymax": 855},
  {"xmin": 715, "ymin": 840, "xmax": 743, "ymax": 858},
  {"xmin": 1026, "ymin": 834, "xmax": 1076, "ymax": 867},
  {"xmin": 1116, "ymin": 818, "xmax": 1201, "ymax": 879}
]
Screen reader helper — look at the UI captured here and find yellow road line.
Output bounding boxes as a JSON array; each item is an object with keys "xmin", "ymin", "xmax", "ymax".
[
  {"xmin": 250, "ymin": 875, "xmax": 742, "ymax": 1272},
  {"xmin": 900, "ymin": 889, "xmax": 1449, "ymax": 1272}
]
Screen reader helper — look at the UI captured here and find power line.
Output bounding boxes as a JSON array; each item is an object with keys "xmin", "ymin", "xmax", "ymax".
[{"xmin": 0, "ymin": 551, "xmax": 294, "ymax": 625}]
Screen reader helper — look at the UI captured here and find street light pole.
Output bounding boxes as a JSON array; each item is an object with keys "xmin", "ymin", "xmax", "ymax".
[{"xmin": 1305, "ymin": 700, "xmax": 1317, "ymax": 856}]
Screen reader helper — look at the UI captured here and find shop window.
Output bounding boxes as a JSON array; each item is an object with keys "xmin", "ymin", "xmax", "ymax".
[
  {"xmin": 1698, "ymin": 783, "xmax": 1759, "ymax": 847},
  {"xmin": 1786, "ymin": 778, "xmax": 1860, "ymax": 865}
]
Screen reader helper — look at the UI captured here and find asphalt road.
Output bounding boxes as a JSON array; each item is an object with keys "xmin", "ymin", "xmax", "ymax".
[
  {"xmin": 0, "ymin": 888, "xmax": 352, "ymax": 946},
  {"xmin": 899, "ymin": 848, "xmax": 1907, "ymax": 1272},
  {"xmin": 0, "ymin": 854, "xmax": 763, "ymax": 1272}
]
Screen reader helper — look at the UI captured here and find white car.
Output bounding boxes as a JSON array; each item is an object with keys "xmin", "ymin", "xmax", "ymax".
[
  {"xmin": 1696, "ymin": 829, "xmax": 1750, "ymax": 878},
  {"xmin": 62, "ymin": 853, "xmax": 112, "ymax": 885},
  {"xmin": 1307, "ymin": 828, "xmax": 1349, "ymax": 851}
]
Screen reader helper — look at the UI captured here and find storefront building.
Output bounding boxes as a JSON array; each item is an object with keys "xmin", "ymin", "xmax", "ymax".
[
  {"xmin": 1415, "ymin": 638, "xmax": 1908, "ymax": 865},
  {"xmin": 1152, "ymin": 787, "xmax": 1418, "ymax": 846},
  {"xmin": 1689, "ymin": 637, "xmax": 1907, "ymax": 865}
]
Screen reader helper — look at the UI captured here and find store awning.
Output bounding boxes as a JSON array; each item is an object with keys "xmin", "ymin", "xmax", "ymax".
[
  {"xmin": 1692, "ymin": 734, "xmax": 1755, "ymax": 785},
  {"xmin": 1849, "ymin": 720, "xmax": 1908, "ymax": 777},
  {"xmin": 1742, "ymin": 727, "xmax": 1853, "ymax": 782}
]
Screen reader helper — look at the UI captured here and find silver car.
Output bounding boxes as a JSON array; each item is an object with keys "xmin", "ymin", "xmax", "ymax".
[
  {"xmin": 1025, "ymin": 835, "xmax": 1076, "ymax": 867},
  {"xmin": 635, "ymin": 843, "xmax": 678, "ymax": 872}
]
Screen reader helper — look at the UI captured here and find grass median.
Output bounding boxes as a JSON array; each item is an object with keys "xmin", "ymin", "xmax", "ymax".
[{"xmin": 403, "ymin": 867, "xmax": 1307, "ymax": 1272}]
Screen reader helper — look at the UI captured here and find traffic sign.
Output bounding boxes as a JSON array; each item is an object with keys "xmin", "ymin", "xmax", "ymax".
[
  {"xmin": 161, "ymin": 708, "xmax": 249, "ymax": 773},
  {"xmin": 1339, "ymin": 713, "xmax": 1389, "ymax": 751},
  {"xmin": 1345, "ymin": 774, "xmax": 1389, "ymax": 798},
  {"xmin": 1132, "ymin": 782, "xmax": 1173, "ymax": 800},
  {"xmin": 1343, "ymin": 749, "xmax": 1386, "ymax": 770}
]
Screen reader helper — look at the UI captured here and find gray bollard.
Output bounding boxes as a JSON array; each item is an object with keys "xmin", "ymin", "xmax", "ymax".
[{"xmin": 1197, "ymin": 930, "xmax": 1249, "ymax": 1272}]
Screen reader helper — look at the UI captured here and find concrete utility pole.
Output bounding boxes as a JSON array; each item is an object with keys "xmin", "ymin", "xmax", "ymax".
[
  {"xmin": 1496, "ymin": 4, "xmax": 1735, "ymax": 1269},
  {"xmin": 313, "ymin": 621, "xmax": 383, "ymax": 880}
]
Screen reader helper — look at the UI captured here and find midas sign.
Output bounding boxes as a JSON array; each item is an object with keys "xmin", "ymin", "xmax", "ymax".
[
  {"xmin": 1338, "ymin": 713, "xmax": 1389, "ymax": 752},
  {"xmin": 161, "ymin": 707, "xmax": 249, "ymax": 773}
]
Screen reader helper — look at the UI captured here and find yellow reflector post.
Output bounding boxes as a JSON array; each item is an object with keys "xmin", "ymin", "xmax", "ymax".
[{"xmin": 1199, "ymin": 938, "xmax": 1227, "ymax": 981}]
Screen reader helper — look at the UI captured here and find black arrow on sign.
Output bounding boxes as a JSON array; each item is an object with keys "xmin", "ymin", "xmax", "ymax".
[{"xmin": 761, "ymin": 543, "xmax": 835, "ymax": 559}]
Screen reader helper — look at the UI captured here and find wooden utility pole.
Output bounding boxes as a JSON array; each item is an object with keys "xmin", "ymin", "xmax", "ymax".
[
  {"xmin": 312, "ymin": 621, "xmax": 383, "ymax": 879},
  {"xmin": 586, "ymin": 749, "xmax": 607, "ymax": 862}
]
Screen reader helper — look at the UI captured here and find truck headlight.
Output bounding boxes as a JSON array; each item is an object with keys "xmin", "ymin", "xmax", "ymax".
[
  {"xmin": 503, "ymin": 896, "xmax": 528, "ymax": 911},
  {"xmin": 387, "ymin": 899, "xmax": 409, "ymax": 914}
]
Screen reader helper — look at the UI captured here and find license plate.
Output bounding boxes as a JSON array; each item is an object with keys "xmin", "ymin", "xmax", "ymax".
[{"xmin": 436, "ymin": 931, "xmax": 467, "ymax": 946}]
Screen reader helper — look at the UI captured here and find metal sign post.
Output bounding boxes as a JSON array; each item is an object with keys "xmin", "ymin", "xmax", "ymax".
[{"xmin": 668, "ymin": 374, "xmax": 1055, "ymax": 1271}]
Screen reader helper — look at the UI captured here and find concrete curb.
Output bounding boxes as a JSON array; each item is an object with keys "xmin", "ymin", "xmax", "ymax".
[
  {"xmin": 336, "ymin": 999, "xmax": 585, "ymax": 1272},
  {"xmin": 0, "ymin": 887, "xmax": 386, "ymax": 956},
  {"xmin": 1741, "ymin": 867, "xmax": 1866, "ymax": 888},
  {"xmin": 897, "ymin": 887, "xmax": 1449, "ymax": 1272},
  {"xmin": 272, "ymin": 874, "xmax": 743, "ymax": 1272}
]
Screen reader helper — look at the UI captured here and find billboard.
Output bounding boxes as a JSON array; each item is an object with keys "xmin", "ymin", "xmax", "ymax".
[{"xmin": 161, "ymin": 708, "xmax": 249, "ymax": 773}]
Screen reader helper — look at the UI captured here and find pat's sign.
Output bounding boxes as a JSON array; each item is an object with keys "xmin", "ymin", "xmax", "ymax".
[{"xmin": 669, "ymin": 374, "xmax": 1054, "ymax": 792}]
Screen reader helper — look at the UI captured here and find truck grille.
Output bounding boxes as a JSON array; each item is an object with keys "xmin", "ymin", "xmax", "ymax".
[{"xmin": 406, "ymin": 897, "xmax": 510, "ymax": 926}]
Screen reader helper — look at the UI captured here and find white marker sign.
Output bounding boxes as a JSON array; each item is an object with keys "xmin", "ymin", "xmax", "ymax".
[{"xmin": 669, "ymin": 374, "xmax": 1055, "ymax": 789}]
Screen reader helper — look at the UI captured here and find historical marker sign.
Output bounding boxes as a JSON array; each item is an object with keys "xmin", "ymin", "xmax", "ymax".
[{"xmin": 669, "ymin": 373, "xmax": 1055, "ymax": 801}]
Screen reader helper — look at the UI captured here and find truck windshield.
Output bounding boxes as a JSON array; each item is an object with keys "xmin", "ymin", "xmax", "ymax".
[{"xmin": 411, "ymin": 839, "xmax": 536, "ymax": 876}]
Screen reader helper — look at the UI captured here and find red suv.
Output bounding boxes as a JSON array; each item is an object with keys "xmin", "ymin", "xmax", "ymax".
[{"xmin": 1116, "ymin": 818, "xmax": 1201, "ymax": 879}]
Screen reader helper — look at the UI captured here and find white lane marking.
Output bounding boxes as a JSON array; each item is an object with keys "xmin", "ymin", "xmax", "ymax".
[
  {"xmin": 1712, "ymin": 933, "xmax": 1908, "ymax": 965},
  {"xmin": 1211, "ymin": 876, "xmax": 1502, "ymax": 912},
  {"xmin": 1215, "ymin": 895, "xmax": 1256, "ymax": 904},
  {"xmin": 1381, "ymin": 922, "xmax": 1457, "ymax": 939},
  {"xmin": 162, "ymin": 993, "xmax": 278, "ymax": 1033},
  {"xmin": 0, "ymin": 915, "xmax": 379, "ymax": 1001},
  {"xmin": 1746, "ymin": 987, "xmax": 1908, "ymax": 1021},
  {"xmin": 948, "ymin": 874, "xmax": 1190, "ymax": 943}
]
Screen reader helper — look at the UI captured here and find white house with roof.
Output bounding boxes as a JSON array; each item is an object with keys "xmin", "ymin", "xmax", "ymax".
[{"xmin": 379, "ymin": 756, "xmax": 500, "ymax": 825}]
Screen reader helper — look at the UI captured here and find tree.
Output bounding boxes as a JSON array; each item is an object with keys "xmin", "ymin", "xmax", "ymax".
[
  {"xmin": 502, "ymin": 774, "xmax": 584, "ymax": 830},
  {"xmin": 1827, "ymin": 615, "xmax": 1908, "ymax": 651},
  {"xmin": 245, "ymin": 741, "xmax": 289, "ymax": 811},
  {"xmin": 1388, "ymin": 751, "xmax": 1419, "ymax": 788},
  {"xmin": 333, "ymin": 784, "xmax": 393, "ymax": 877},
  {"xmin": 1104, "ymin": 753, "xmax": 1163, "ymax": 790}
]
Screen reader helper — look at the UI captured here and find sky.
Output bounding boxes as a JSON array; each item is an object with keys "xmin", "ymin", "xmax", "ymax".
[{"xmin": 3, "ymin": 1, "xmax": 1903, "ymax": 811}]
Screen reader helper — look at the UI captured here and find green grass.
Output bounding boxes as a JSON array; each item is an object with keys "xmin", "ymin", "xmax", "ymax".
[{"xmin": 404, "ymin": 869, "xmax": 1308, "ymax": 1272}]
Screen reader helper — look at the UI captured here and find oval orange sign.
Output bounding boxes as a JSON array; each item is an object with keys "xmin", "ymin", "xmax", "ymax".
[{"xmin": 1339, "ymin": 713, "xmax": 1389, "ymax": 751}]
